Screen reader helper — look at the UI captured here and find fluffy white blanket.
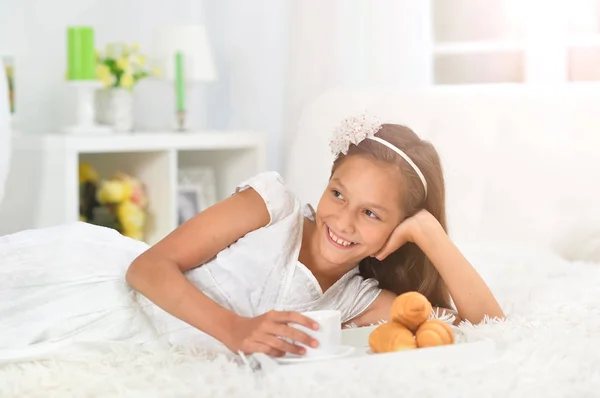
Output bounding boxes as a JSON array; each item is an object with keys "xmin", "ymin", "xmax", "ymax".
[{"xmin": 1, "ymin": 242, "xmax": 599, "ymax": 397}]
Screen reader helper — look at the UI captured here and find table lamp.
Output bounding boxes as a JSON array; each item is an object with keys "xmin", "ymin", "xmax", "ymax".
[
  {"xmin": 63, "ymin": 26, "xmax": 110, "ymax": 134},
  {"xmin": 153, "ymin": 25, "xmax": 217, "ymax": 131}
]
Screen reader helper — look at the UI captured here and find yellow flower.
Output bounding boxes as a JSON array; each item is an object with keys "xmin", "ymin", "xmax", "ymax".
[
  {"xmin": 127, "ymin": 54, "xmax": 142, "ymax": 70},
  {"xmin": 138, "ymin": 55, "xmax": 146, "ymax": 66},
  {"xmin": 117, "ymin": 57, "xmax": 129, "ymax": 71},
  {"xmin": 105, "ymin": 43, "xmax": 117, "ymax": 58},
  {"xmin": 78, "ymin": 162, "xmax": 99, "ymax": 183},
  {"xmin": 151, "ymin": 67, "xmax": 162, "ymax": 77},
  {"xmin": 112, "ymin": 172, "xmax": 147, "ymax": 208},
  {"xmin": 120, "ymin": 73, "xmax": 134, "ymax": 89},
  {"xmin": 96, "ymin": 64, "xmax": 111, "ymax": 79},
  {"xmin": 131, "ymin": 42, "xmax": 140, "ymax": 52},
  {"xmin": 100, "ymin": 74, "xmax": 115, "ymax": 88},
  {"xmin": 116, "ymin": 200, "xmax": 146, "ymax": 240},
  {"xmin": 97, "ymin": 180, "xmax": 132, "ymax": 204},
  {"xmin": 96, "ymin": 64, "xmax": 114, "ymax": 87}
]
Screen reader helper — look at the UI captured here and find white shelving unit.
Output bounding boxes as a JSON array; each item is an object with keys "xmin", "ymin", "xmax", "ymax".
[
  {"xmin": 429, "ymin": 0, "xmax": 600, "ymax": 85},
  {"xmin": 0, "ymin": 131, "xmax": 267, "ymax": 244}
]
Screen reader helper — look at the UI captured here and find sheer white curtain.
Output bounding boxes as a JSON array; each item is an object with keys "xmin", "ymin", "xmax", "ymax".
[
  {"xmin": 0, "ymin": 65, "xmax": 10, "ymax": 206},
  {"xmin": 202, "ymin": 0, "xmax": 430, "ymax": 171},
  {"xmin": 281, "ymin": 0, "xmax": 431, "ymax": 173}
]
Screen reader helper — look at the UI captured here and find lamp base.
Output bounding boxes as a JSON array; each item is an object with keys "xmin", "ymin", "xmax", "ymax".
[
  {"xmin": 172, "ymin": 84, "xmax": 208, "ymax": 132},
  {"xmin": 63, "ymin": 80, "xmax": 112, "ymax": 135},
  {"xmin": 176, "ymin": 110, "xmax": 187, "ymax": 132}
]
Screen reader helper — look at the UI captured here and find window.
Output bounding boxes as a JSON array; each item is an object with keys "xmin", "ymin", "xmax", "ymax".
[{"xmin": 430, "ymin": 0, "xmax": 600, "ymax": 84}]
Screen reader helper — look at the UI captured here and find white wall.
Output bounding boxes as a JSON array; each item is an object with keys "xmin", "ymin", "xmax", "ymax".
[
  {"xmin": 0, "ymin": 0, "xmax": 197, "ymax": 132},
  {"xmin": 0, "ymin": 0, "xmax": 433, "ymax": 234},
  {"xmin": 0, "ymin": 0, "xmax": 429, "ymax": 174},
  {"xmin": 0, "ymin": 0, "xmax": 289, "ymax": 170},
  {"xmin": 281, "ymin": 0, "xmax": 431, "ymax": 174},
  {"xmin": 203, "ymin": 0, "xmax": 290, "ymax": 171}
]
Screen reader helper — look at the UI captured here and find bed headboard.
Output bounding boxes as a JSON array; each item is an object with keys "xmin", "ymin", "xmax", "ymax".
[{"xmin": 284, "ymin": 85, "xmax": 600, "ymax": 258}]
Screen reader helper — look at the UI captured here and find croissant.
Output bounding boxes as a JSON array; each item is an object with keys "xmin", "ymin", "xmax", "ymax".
[
  {"xmin": 415, "ymin": 319, "xmax": 455, "ymax": 348},
  {"xmin": 368, "ymin": 321, "xmax": 417, "ymax": 353},
  {"xmin": 389, "ymin": 291, "xmax": 432, "ymax": 332}
]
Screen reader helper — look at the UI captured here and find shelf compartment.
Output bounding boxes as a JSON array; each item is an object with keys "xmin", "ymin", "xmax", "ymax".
[
  {"xmin": 177, "ymin": 147, "xmax": 263, "ymax": 202},
  {"xmin": 78, "ymin": 150, "xmax": 176, "ymax": 245}
]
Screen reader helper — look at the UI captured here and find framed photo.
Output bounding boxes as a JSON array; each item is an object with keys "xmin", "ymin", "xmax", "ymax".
[
  {"xmin": 177, "ymin": 166, "xmax": 217, "ymax": 225},
  {"xmin": 1, "ymin": 55, "xmax": 14, "ymax": 116}
]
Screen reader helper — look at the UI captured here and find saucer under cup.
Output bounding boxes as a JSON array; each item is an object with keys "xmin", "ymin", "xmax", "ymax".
[{"xmin": 291, "ymin": 310, "xmax": 341, "ymax": 358}]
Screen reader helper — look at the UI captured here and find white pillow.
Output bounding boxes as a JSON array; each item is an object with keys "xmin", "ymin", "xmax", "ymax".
[
  {"xmin": 551, "ymin": 149, "xmax": 600, "ymax": 264},
  {"xmin": 553, "ymin": 219, "xmax": 600, "ymax": 264}
]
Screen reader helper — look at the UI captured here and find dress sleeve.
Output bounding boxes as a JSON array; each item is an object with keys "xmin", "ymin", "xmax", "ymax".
[{"xmin": 235, "ymin": 171, "xmax": 298, "ymax": 227}]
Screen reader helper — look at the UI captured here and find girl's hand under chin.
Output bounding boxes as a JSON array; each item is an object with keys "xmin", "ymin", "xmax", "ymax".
[
  {"xmin": 374, "ymin": 209, "xmax": 443, "ymax": 261},
  {"xmin": 373, "ymin": 209, "xmax": 506, "ymax": 323}
]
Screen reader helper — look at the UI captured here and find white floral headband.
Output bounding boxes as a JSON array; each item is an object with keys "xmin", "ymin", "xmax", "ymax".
[{"xmin": 329, "ymin": 113, "xmax": 428, "ymax": 198}]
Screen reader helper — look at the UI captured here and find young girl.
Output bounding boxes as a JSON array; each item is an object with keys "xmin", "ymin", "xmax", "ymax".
[{"xmin": 0, "ymin": 114, "xmax": 503, "ymax": 361}]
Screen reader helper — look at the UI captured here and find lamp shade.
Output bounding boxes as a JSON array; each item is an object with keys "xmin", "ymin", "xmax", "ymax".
[{"xmin": 153, "ymin": 25, "xmax": 217, "ymax": 82}]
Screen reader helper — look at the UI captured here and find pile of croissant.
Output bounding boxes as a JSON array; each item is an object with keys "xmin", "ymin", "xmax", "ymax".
[{"xmin": 368, "ymin": 291, "xmax": 455, "ymax": 353}]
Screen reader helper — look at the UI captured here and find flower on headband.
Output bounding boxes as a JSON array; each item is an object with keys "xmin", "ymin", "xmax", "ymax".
[{"xmin": 329, "ymin": 113, "xmax": 383, "ymax": 156}]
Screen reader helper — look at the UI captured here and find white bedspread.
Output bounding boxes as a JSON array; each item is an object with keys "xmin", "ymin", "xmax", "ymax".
[{"xmin": 1, "ymin": 238, "xmax": 599, "ymax": 397}]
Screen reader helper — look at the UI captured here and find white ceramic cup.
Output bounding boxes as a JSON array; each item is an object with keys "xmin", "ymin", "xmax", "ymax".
[{"xmin": 290, "ymin": 310, "xmax": 341, "ymax": 358}]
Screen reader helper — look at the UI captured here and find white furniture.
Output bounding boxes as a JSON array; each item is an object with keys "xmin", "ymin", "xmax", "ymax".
[
  {"xmin": 429, "ymin": 0, "xmax": 600, "ymax": 84},
  {"xmin": 0, "ymin": 131, "xmax": 267, "ymax": 244},
  {"xmin": 285, "ymin": 85, "xmax": 600, "ymax": 260}
]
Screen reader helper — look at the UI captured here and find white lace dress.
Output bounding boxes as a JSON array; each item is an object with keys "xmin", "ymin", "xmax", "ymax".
[{"xmin": 0, "ymin": 172, "xmax": 381, "ymax": 362}]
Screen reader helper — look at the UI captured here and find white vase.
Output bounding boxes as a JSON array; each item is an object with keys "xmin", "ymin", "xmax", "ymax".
[{"xmin": 95, "ymin": 88, "xmax": 133, "ymax": 132}]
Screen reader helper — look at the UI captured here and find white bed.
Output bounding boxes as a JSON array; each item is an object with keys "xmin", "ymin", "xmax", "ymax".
[{"xmin": 2, "ymin": 85, "xmax": 600, "ymax": 396}]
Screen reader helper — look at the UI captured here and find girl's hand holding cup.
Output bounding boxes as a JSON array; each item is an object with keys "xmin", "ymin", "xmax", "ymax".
[{"xmin": 228, "ymin": 310, "xmax": 320, "ymax": 357}]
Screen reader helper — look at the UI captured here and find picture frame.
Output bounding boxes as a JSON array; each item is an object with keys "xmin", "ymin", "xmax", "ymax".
[
  {"xmin": 1, "ymin": 55, "xmax": 14, "ymax": 118},
  {"xmin": 177, "ymin": 166, "xmax": 217, "ymax": 225}
]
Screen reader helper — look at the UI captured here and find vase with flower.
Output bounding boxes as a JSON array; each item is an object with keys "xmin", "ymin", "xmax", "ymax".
[{"xmin": 95, "ymin": 42, "xmax": 159, "ymax": 132}]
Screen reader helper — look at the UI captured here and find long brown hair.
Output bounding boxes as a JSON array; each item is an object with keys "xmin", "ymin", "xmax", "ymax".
[{"xmin": 331, "ymin": 124, "xmax": 452, "ymax": 309}]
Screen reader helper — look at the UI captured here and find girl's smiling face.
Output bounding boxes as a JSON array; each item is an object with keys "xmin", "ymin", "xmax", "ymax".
[{"xmin": 314, "ymin": 155, "xmax": 405, "ymax": 268}]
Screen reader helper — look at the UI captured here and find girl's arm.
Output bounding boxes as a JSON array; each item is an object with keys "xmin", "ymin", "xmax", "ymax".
[
  {"xmin": 348, "ymin": 211, "xmax": 504, "ymax": 327},
  {"xmin": 126, "ymin": 188, "xmax": 317, "ymax": 355},
  {"xmin": 126, "ymin": 188, "xmax": 268, "ymax": 345},
  {"xmin": 410, "ymin": 214, "xmax": 505, "ymax": 324}
]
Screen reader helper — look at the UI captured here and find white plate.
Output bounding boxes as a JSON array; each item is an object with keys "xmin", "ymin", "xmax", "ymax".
[
  {"xmin": 274, "ymin": 345, "xmax": 356, "ymax": 364},
  {"xmin": 342, "ymin": 324, "xmax": 467, "ymax": 349}
]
